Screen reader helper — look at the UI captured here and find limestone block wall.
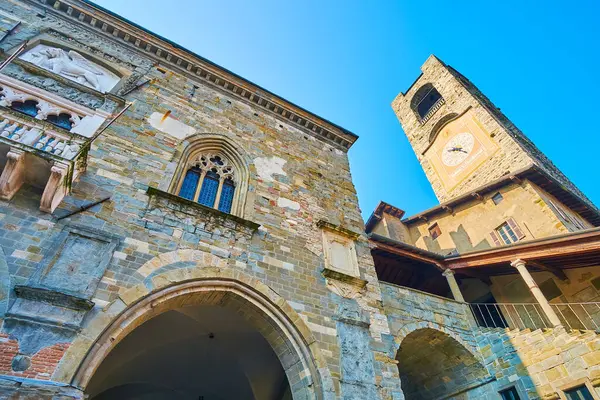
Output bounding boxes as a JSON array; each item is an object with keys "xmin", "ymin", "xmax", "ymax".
[
  {"xmin": 380, "ymin": 283, "xmax": 498, "ymax": 399},
  {"xmin": 404, "ymin": 181, "xmax": 566, "ymax": 254},
  {"xmin": 476, "ymin": 327, "xmax": 600, "ymax": 400},
  {"xmin": 0, "ymin": 1, "xmax": 398, "ymax": 398}
]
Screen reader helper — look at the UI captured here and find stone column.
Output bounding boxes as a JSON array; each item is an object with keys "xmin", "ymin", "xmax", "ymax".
[
  {"xmin": 213, "ymin": 177, "xmax": 225, "ymax": 209},
  {"xmin": 510, "ymin": 259, "xmax": 562, "ymax": 328},
  {"xmin": 0, "ymin": 148, "xmax": 25, "ymax": 200},
  {"xmin": 442, "ymin": 269, "xmax": 465, "ymax": 302}
]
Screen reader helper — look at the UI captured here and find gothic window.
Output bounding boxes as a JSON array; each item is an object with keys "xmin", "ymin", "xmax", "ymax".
[
  {"xmin": 46, "ymin": 113, "xmax": 74, "ymax": 130},
  {"xmin": 177, "ymin": 153, "xmax": 237, "ymax": 214},
  {"xmin": 10, "ymin": 100, "xmax": 39, "ymax": 118},
  {"xmin": 411, "ymin": 83, "xmax": 445, "ymax": 123}
]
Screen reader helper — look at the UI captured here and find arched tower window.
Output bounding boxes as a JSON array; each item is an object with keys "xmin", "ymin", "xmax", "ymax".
[
  {"xmin": 10, "ymin": 100, "xmax": 39, "ymax": 118},
  {"xmin": 411, "ymin": 83, "xmax": 445, "ymax": 123},
  {"xmin": 170, "ymin": 136, "xmax": 249, "ymax": 217}
]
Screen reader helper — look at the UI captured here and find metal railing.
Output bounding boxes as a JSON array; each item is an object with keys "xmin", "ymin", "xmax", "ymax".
[
  {"xmin": 469, "ymin": 302, "xmax": 600, "ymax": 333},
  {"xmin": 551, "ymin": 303, "xmax": 600, "ymax": 332}
]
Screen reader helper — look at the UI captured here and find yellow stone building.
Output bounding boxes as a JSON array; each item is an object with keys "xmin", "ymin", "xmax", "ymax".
[{"xmin": 368, "ymin": 55, "xmax": 600, "ymax": 400}]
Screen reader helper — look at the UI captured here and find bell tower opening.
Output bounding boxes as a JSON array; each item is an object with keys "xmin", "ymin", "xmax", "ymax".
[{"xmin": 86, "ymin": 303, "xmax": 292, "ymax": 400}]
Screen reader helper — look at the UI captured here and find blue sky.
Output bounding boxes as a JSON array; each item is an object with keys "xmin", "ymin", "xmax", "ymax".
[{"xmin": 95, "ymin": 0, "xmax": 600, "ymax": 219}]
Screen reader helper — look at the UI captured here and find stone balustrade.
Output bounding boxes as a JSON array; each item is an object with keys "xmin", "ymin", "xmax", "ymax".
[{"xmin": 0, "ymin": 111, "xmax": 83, "ymax": 160}]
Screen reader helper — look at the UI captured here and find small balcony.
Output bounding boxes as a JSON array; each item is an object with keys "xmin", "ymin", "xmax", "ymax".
[{"xmin": 0, "ymin": 73, "xmax": 111, "ymax": 212}]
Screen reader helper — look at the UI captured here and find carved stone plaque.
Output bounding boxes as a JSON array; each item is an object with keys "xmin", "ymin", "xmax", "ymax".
[
  {"xmin": 30, "ymin": 225, "xmax": 119, "ymax": 299},
  {"xmin": 322, "ymin": 228, "xmax": 359, "ymax": 278}
]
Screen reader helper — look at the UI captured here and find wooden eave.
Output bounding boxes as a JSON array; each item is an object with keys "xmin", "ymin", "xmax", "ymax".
[
  {"xmin": 365, "ymin": 202, "xmax": 406, "ymax": 233},
  {"xmin": 369, "ymin": 233, "xmax": 445, "ymax": 268},
  {"xmin": 445, "ymin": 227, "xmax": 600, "ymax": 272},
  {"xmin": 370, "ymin": 228, "xmax": 600, "ymax": 279}
]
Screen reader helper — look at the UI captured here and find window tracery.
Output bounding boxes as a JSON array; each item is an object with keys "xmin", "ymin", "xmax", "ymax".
[{"xmin": 178, "ymin": 153, "xmax": 237, "ymax": 214}]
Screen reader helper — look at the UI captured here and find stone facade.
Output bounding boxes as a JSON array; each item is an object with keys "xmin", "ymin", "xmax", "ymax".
[
  {"xmin": 1, "ymin": 1, "xmax": 599, "ymax": 400},
  {"xmin": 0, "ymin": 1, "xmax": 395, "ymax": 399}
]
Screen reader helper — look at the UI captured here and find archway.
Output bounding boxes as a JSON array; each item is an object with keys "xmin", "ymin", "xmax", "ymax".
[
  {"xmin": 396, "ymin": 328, "xmax": 492, "ymax": 400},
  {"xmin": 73, "ymin": 277, "xmax": 326, "ymax": 400}
]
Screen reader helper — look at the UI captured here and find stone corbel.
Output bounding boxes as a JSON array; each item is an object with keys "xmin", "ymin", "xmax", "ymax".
[
  {"xmin": 0, "ymin": 148, "xmax": 26, "ymax": 200},
  {"xmin": 40, "ymin": 162, "xmax": 70, "ymax": 213}
]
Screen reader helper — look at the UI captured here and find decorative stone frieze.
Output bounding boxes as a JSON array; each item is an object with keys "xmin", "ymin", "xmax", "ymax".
[
  {"xmin": 30, "ymin": 0, "xmax": 357, "ymax": 150},
  {"xmin": 0, "ymin": 73, "xmax": 109, "ymax": 138},
  {"xmin": 20, "ymin": 44, "xmax": 120, "ymax": 93}
]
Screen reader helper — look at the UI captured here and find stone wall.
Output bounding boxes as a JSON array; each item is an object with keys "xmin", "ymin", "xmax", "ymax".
[
  {"xmin": 476, "ymin": 327, "xmax": 600, "ymax": 400},
  {"xmin": 402, "ymin": 181, "xmax": 569, "ymax": 254},
  {"xmin": 0, "ymin": 1, "xmax": 398, "ymax": 398},
  {"xmin": 392, "ymin": 55, "xmax": 595, "ymax": 214},
  {"xmin": 382, "ymin": 281, "xmax": 600, "ymax": 400}
]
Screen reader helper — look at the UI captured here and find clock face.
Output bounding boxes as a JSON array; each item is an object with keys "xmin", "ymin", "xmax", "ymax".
[{"xmin": 441, "ymin": 132, "xmax": 475, "ymax": 167}]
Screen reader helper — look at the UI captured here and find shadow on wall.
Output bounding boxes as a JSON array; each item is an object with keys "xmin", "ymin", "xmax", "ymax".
[{"xmin": 423, "ymin": 224, "xmax": 491, "ymax": 255}]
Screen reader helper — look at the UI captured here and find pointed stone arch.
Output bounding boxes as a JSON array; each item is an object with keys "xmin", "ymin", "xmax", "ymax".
[{"xmin": 54, "ymin": 251, "xmax": 334, "ymax": 399}]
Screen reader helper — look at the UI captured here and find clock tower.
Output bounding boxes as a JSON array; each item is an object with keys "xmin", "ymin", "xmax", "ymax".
[{"xmin": 392, "ymin": 55, "xmax": 594, "ymax": 208}]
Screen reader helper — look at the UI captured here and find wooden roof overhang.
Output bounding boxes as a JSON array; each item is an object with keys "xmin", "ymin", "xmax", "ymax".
[
  {"xmin": 369, "ymin": 234, "xmax": 450, "ymax": 296},
  {"xmin": 445, "ymin": 227, "xmax": 600, "ymax": 277},
  {"xmin": 365, "ymin": 202, "xmax": 406, "ymax": 234},
  {"xmin": 370, "ymin": 228, "xmax": 600, "ymax": 283}
]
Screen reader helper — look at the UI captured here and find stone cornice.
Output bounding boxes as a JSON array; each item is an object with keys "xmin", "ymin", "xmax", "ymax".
[
  {"xmin": 316, "ymin": 220, "xmax": 361, "ymax": 240},
  {"xmin": 28, "ymin": 0, "xmax": 358, "ymax": 151}
]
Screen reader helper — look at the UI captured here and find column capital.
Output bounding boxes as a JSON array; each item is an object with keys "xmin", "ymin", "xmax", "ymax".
[
  {"xmin": 442, "ymin": 269, "xmax": 455, "ymax": 277},
  {"xmin": 6, "ymin": 148, "xmax": 25, "ymax": 160},
  {"xmin": 510, "ymin": 258, "xmax": 527, "ymax": 268}
]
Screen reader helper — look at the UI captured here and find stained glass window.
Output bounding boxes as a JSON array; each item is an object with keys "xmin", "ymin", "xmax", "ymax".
[
  {"xmin": 11, "ymin": 100, "xmax": 39, "ymax": 117},
  {"xmin": 218, "ymin": 178, "xmax": 235, "ymax": 213},
  {"xmin": 179, "ymin": 168, "xmax": 201, "ymax": 200},
  {"xmin": 47, "ymin": 113, "xmax": 74, "ymax": 130},
  {"xmin": 197, "ymin": 171, "xmax": 219, "ymax": 207},
  {"xmin": 176, "ymin": 153, "xmax": 237, "ymax": 214}
]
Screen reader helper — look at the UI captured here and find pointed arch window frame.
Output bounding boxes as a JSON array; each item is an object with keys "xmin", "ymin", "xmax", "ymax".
[{"xmin": 169, "ymin": 135, "xmax": 249, "ymax": 218}]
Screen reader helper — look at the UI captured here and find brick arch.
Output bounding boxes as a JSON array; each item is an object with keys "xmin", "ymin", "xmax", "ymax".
[{"xmin": 56, "ymin": 257, "xmax": 333, "ymax": 399}]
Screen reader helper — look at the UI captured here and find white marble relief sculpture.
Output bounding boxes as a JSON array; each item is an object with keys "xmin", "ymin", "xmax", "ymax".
[{"xmin": 21, "ymin": 44, "xmax": 119, "ymax": 92}]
